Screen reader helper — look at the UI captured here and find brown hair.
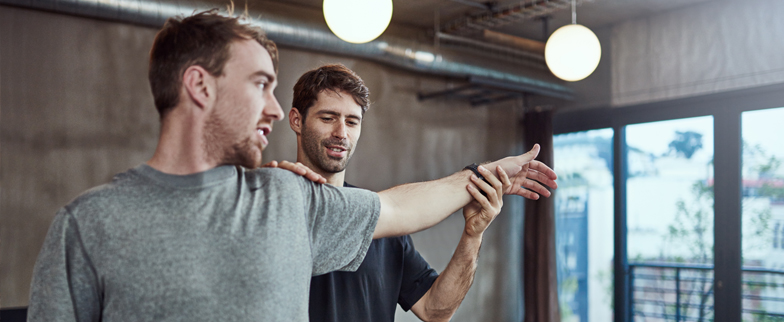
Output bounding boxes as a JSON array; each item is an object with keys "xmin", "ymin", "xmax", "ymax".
[
  {"xmin": 148, "ymin": 9, "xmax": 278, "ymax": 118},
  {"xmin": 292, "ymin": 64, "xmax": 370, "ymax": 119}
]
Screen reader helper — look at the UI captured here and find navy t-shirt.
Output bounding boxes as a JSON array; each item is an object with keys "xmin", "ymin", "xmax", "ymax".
[{"xmin": 308, "ymin": 183, "xmax": 440, "ymax": 322}]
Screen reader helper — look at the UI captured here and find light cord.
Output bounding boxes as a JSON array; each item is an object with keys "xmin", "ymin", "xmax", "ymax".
[{"xmin": 571, "ymin": 0, "xmax": 577, "ymax": 24}]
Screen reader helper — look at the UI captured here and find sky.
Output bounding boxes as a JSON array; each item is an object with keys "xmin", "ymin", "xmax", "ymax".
[{"xmin": 742, "ymin": 108, "xmax": 784, "ymax": 176}]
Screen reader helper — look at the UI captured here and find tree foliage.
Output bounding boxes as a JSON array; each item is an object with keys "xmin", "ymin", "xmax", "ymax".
[{"xmin": 668, "ymin": 131, "xmax": 704, "ymax": 159}]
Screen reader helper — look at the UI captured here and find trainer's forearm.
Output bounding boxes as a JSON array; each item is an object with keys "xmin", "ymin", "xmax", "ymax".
[
  {"xmin": 413, "ymin": 232, "xmax": 482, "ymax": 321},
  {"xmin": 374, "ymin": 171, "xmax": 474, "ymax": 238}
]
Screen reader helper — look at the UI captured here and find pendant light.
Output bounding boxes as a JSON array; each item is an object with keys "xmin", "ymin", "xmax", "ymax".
[
  {"xmin": 544, "ymin": 0, "xmax": 601, "ymax": 82},
  {"xmin": 323, "ymin": 0, "xmax": 393, "ymax": 44}
]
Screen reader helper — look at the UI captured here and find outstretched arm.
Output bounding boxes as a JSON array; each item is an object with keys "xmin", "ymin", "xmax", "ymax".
[
  {"xmin": 410, "ymin": 166, "xmax": 511, "ymax": 321},
  {"xmin": 374, "ymin": 144, "xmax": 557, "ymax": 238}
]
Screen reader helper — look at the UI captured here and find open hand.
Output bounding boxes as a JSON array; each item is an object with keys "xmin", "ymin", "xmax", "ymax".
[
  {"xmin": 484, "ymin": 144, "xmax": 558, "ymax": 200},
  {"xmin": 262, "ymin": 160, "xmax": 327, "ymax": 184},
  {"xmin": 463, "ymin": 165, "xmax": 512, "ymax": 237}
]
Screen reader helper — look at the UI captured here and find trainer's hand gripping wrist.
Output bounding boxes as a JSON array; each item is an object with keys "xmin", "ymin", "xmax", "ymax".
[{"xmin": 463, "ymin": 163, "xmax": 491, "ymax": 197}]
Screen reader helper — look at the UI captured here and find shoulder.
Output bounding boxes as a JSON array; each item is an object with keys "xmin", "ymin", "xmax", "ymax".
[
  {"xmin": 64, "ymin": 169, "xmax": 142, "ymax": 219},
  {"xmin": 242, "ymin": 168, "xmax": 322, "ymax": 207},
  {"xmin": 243, "ymin": 167, "xmax": 309, "ymax": 189},
  {"xmin": 244, "ymin": 167, "xmax": 304, "ymax": 181}
]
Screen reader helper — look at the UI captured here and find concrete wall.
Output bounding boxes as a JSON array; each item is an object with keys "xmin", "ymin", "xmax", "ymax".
[
  {"xmin": 0, "ymin": 6, "xmax": 526, "ymax": 321},
  {"xmin": 0, "ymin": 5, "xmax": 161, "ymax": 308}
]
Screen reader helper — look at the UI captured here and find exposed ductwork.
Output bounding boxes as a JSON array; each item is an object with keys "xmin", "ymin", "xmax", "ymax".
[
  {"xmin": 442, "ymin": 0, "xmax": 592, "ymax": 35},
  {"xmin": 0, "ymin": 0, "xmax": 573, "ymax": 100}
]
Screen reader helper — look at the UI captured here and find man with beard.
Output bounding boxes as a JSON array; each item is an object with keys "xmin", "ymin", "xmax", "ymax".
[
  {"xmin": 289, "ymin": 64, "xmax": 503, "ymax": 322},
  {"xmin": 27, "ymin": 10, "xmax": 558, "ymax": 322}
]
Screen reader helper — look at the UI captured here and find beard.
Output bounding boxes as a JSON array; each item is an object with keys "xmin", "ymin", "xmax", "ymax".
[
  {"xmin": 203, "ymin": 109, "xmax": 263, "ymax": 169},
  {"xmin": 301, "ymin": 123, "xmax": 354, "ymax": 174}
]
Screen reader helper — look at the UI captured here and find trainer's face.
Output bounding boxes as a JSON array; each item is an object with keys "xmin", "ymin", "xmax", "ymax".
[
  {"xmin": 207, "ymin": 39, "xmax": 283, "ymax": 168},
  {"xmin": 300, "ymin": 90, "xmax": 363, "ymax": 173}
]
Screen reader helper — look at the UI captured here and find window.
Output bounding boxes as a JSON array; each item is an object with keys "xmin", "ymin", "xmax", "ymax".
[
  {"xmin": 553, "ymin": 85, "xmax": 784, "ymax": 322},
  {"xmin": 554, "ymin": 129, "xmax": 614, "ymax": 322},
  {"xmin": 741, "ymin": 107, "xmax": 784, "ymax": 320},
  {"xmin": 625, "ymin": 116, "xmax": 715, "ymax": 321}
]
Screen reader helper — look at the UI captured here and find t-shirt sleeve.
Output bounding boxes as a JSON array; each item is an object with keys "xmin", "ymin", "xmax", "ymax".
[
  {"xmin": 28, "ymin": 208, "xmax": 101, "ymax": 322},
  {"xmin": 397, "ymin": 235, "xmax": 440, "ymax": 311},
  {"xmin": 298, "ymin": 179, "xmax": 381, "ymax": 275}
]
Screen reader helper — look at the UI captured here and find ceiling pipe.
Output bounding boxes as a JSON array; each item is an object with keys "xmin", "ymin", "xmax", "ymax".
[
  {"xmin": 443, "ymin": 0, "xmax": 591, "ymax": 35},
  {"xmin": 482, "ymin": 30, "xmax": 545, "ymax": 55},
  {"xmin": 0, "ymin": 0, "xmax": 573, "ymax": 100}
]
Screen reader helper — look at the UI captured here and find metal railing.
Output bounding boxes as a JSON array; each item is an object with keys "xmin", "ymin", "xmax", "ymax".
[
  {"xmin": 741, "ymin": 267, "xmax": 784, "ymax": 321},
  {"xmin": 629, "ymin": 263, "xmax": 784, "ymax": 321}
]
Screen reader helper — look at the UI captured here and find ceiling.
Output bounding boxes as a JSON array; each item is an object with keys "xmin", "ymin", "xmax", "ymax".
[{"xmin": 264, "ymin": 0, "xmax": 717, "ymax": 41}]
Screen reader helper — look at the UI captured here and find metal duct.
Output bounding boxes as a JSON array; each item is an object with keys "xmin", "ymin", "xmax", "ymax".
[
  {"xmin": 0, "ymin": 0, "xmax": 573, "ymax": 100},
  {"xmin": 442, "ymin": 0, "xmax": 591, "ymax": 35}
]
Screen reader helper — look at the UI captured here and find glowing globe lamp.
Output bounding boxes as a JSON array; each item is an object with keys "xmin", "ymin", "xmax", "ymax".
[
  {"xmin": 323, "ymin": 0, "xmax": 393, "ymax": 44},
  {"xmin": 544, "ymin": 24, "xmax": 601, "ymax": 82}
]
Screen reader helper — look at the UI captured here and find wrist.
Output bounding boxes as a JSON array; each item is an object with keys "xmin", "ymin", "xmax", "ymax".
[
  {"xmin": 462, "ymin": 228, "xmax": 484, "ymax": 241},
  {"xmin": 459, "ymin": 230, "xmax": 483, "ymax": 265},
  {"xmin": 463, "ymin": 163, "xmax": 491, "ymax": 197}
]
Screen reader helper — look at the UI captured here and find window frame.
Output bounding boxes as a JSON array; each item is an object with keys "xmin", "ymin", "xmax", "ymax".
[{"xmin": 552, "ymin": 82, "xmax": 784, "ymax": 322}]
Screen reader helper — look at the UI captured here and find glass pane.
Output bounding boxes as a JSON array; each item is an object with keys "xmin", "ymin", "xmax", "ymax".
[
  {"xmin": 625, "ymin": 116, "xmax": 715, "ymax": 321},
  {"xmin": 554, "ymin": 128, "xmax": 614, "ymax": 322},
  {"xmin": 741, "ymin": 107, "xmax": 784, "ymax": 321}
]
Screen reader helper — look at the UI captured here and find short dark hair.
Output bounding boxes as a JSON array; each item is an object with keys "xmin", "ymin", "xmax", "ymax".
[
  {"xmin": 148, "ymin": 9, "xmax": 278, "ymax": 118},
  {"xmin": 292, "ymin": 64, "xmax": 370, "ymax": 119}
]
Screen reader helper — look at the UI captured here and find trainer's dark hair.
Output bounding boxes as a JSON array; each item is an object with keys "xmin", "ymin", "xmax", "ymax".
[
  {"xmin": 292, "ymin": 64, "xmax": 370, "ymax": 119},
  {"xmin": 148, "ymin": 9, "xmax": 278, "ymax": 118}
]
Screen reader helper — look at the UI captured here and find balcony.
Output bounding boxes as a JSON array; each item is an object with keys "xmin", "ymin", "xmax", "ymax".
[{"xmin": 630, "ymin": 263, "xmax": 784, "ymax": 321}]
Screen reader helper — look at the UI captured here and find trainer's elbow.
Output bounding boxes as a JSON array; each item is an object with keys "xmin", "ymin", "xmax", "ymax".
[
  {"xmin": 421, "ymin": 306, "xmax": 457, "ymax": 322},
  {"xmin": 417, "ymin": 294, "xmax": 460, "ymax": 322}
]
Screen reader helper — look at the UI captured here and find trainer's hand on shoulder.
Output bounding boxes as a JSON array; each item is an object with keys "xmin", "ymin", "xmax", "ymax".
[
  {"xmin": 262, "ymin": 160, "xmax": 326, "ymax": 184},
  {"xmin": 463, "ymin": 165, "xmax": 512, "ymax": 238}
]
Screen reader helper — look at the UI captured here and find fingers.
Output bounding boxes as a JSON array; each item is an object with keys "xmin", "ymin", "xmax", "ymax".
[
  {"xmin": 510, "ymin": 170, "xmax": 551, "ymax": 198},
  {"xmin": 464, "ymin": 166, "xmax": 512, "ymax": 238},
  {"xmin": 466, "ymin": 184, "xmax": 493, "ymax": 211},
  {"xmin": 305, "ymin": 173, "xmax": 327, "ymax": 184},
  {"xmin": 277, "ymin": 161, "xmax": 327, "ymax": 184},
  {"xmin": 261, "ymin": 160, "xmax": 279, "ymax": 168},
  {"xmin": 529, "ymin": 160, "xmax": 558, "ymax": 182},
  {"xmin": 526, "ymin": 166, "xmax": 558, "ymax": 190},
  {"xmin": 524, "ymin": 179, "xmax": 551, "ymax": 198},
  {"xmin": 497, "ymin": 165, "xmax": 512, "ymax": 196},
  {"xmin": 468, "ymin": 173, "xmax": 491, "ymax": 200},
  {"xmin": 517, "ymin": 143, "xmax": 541, "ymax": 163},
  {"xmin": 507, "ymin": 165, "xmax": 529, "ymax": 194},
  {"xmin": 491, "ymin": 144, "xmax": 541, "ymax": 179},
  {"xmin": 475, "ymin": 165, "xmax": 503, "ymax": 206},
  {"xmin": 507, "ymin": 175, "xmax": 551, "ymax": 198},
  {"xmin": 508, "ymin": 186, "xmax": 540, "ymax": 200},
  {"xmin": 277, "ymin": 161, "xmax": 305, "ymax": 174},
  {"xmin": 295, "ymin": 162, "xmax": 327, "ymax": 184}
]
